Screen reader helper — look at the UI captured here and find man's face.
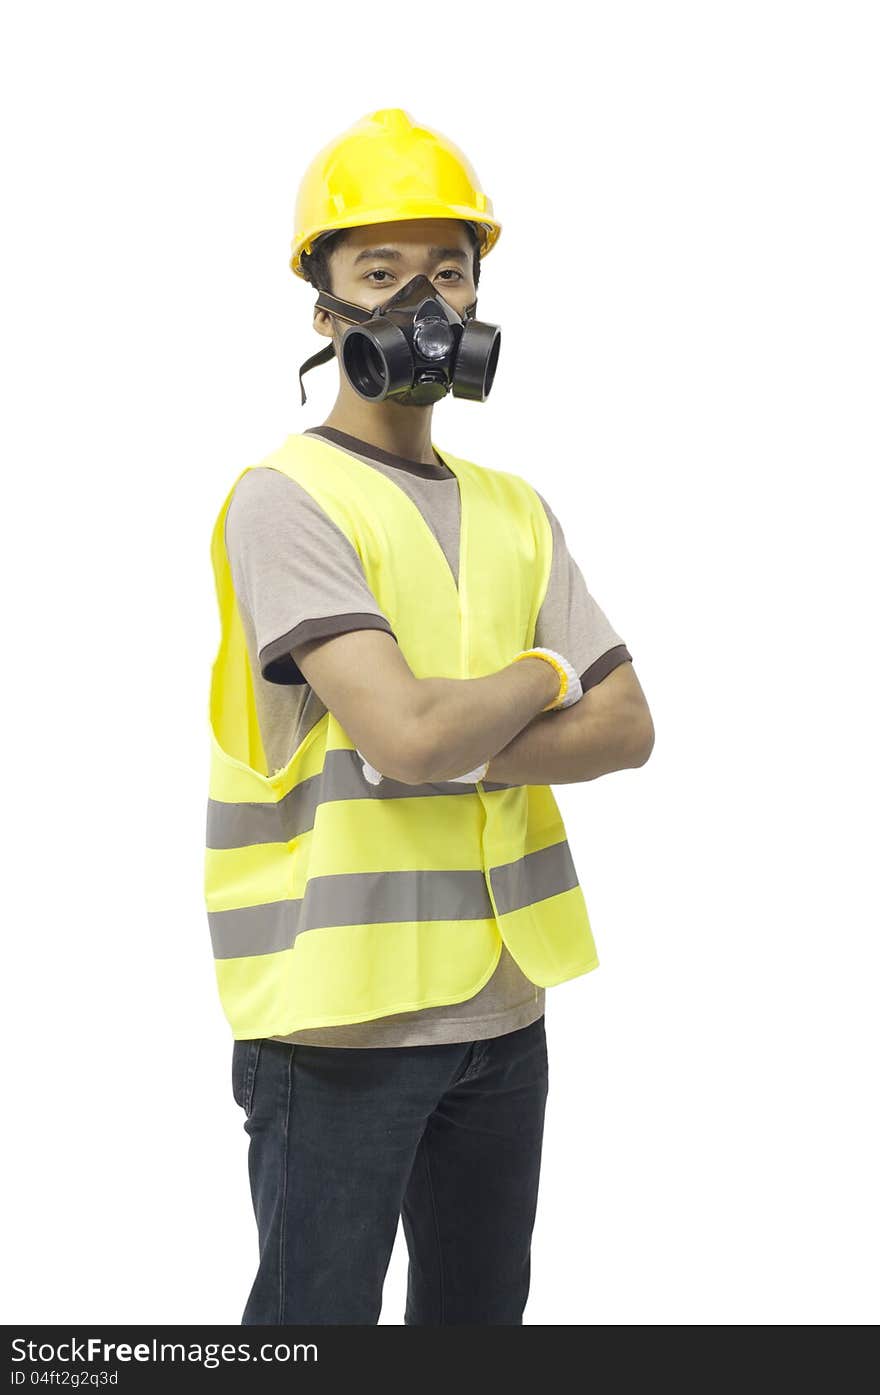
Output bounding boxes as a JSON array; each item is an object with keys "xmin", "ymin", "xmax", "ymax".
[{"xmin": 313, "ymin": 217, "xmax": 477, "ymax": 349}]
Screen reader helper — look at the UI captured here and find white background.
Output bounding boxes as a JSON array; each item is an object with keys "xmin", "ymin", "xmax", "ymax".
[{"xmin": 2, "ymin": 0, "xmax": 877, "ymax": 1326}]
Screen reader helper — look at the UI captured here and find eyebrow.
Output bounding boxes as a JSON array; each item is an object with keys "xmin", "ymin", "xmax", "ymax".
[{"xmin": 351, "ymin": 245, "xmax": 470, "ymax": 266}]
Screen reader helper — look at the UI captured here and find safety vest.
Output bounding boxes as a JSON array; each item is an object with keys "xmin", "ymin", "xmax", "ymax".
[{"xmin": 205, "ymin": 431, "xmax": 600, "ymax": 1038}]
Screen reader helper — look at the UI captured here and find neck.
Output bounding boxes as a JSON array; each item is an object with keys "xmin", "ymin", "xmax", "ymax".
[{"xmin": 320, "ymin": 396, "xmax": 439, "ymax": 468}]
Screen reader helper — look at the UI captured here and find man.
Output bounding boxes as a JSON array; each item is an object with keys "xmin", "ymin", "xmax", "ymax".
[{"xmin": 207, "ymin": 108, "xmax": 654, "ymax": 1326}]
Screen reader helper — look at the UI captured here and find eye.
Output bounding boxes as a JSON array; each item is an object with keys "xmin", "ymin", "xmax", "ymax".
[{"xmin": 364, "ymin": 268, "xmax": 464, "ymax": 284}]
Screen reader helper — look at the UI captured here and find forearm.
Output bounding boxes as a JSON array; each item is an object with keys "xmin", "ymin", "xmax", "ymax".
[
  {"xmin": 410, "ymin": 658, "xmax": 560, "ymax": 782},
  {"xmin": 484, "ymin": 687, "xmax": 647, "ymax": 785}
]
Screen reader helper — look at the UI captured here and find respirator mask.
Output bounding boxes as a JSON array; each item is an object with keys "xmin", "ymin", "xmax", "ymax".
[{"xmin": 297, "ymin": 274, "xmax": 501, "ymax": 407}]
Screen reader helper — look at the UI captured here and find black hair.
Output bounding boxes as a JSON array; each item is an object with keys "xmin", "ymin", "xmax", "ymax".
[{"xmin": 299, "ymin": 220, "xmax": 483, "ymax": 296}]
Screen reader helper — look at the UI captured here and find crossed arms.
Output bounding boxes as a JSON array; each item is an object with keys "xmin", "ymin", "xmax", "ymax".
[{"xmin": 292, "ymin": 628, "xmax": 654, "ymax": 786}]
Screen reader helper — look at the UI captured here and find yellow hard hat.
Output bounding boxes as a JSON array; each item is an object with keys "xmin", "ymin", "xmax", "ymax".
[{"xmin": 290, "ymin": 108, "xmax": 501, "ymax": 278}]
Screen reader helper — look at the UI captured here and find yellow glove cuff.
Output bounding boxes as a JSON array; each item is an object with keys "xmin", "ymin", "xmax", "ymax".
[{"xmin": 511, "ymin": 648, "xmax": 569, "ymax": 712}]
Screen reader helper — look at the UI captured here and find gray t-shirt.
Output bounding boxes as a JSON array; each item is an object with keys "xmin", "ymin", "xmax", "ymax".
[{"xmin": 223, "ymin": 425, "xmax": 632, "ymax": 1048}]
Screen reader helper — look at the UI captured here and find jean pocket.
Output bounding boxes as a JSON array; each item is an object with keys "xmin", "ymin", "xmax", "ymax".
[{"xmin": 231, "ymin": 1038, "xmax": 263, "ymax": 1115}]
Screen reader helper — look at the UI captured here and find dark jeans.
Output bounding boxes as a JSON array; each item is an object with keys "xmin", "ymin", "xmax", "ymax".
[{"xmin": 231, "ymin": 1015, "xmax": 549, "ymax": 1325}]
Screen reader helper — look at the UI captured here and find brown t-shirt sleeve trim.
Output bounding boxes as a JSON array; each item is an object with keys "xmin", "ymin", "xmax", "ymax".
[
  {"xmin": 579, "ymin": 643, "xmax": 632, "ymax": 693},
  {"xmin": 259, "ymin": 613, "xmax": 398, "ymax": 685}
]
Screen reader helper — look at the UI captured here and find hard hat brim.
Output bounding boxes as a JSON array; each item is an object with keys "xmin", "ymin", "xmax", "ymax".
[{"xmin": 291, "ymin": 205, "xmax": 501, "ymax": 278}]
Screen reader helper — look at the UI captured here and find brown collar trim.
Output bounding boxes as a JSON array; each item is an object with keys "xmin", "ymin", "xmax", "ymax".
[{"xmin": 304, "ymin": 425, "xmax": 454, "ymax": 480}]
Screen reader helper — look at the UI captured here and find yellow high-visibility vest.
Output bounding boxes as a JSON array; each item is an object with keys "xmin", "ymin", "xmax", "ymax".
[{"xmin": 205, "ymin": 431, "xmax": 599, "ymax": 1038}]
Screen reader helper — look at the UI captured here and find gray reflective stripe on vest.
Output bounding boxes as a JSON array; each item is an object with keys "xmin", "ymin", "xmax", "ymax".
[
  {"xmin": 206, "ymin": 746, "xmax": 514, "ymax": 850},
  {"xmin": 489, "ymin": 839, "xmax": 580, "ymax": 915},
  {"xmin": 208, "ymin": 841, "xmax": 578, "ymax": 960},
  {"xmin": 208, "ymin": 867, "xmax": 495, "ymax": 959}
]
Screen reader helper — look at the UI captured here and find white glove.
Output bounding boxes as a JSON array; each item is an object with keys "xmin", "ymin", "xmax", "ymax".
[
  {"xmin": 358, "ymin": 750, "xmax": 385, "ymax": 786},
  {"xmin": 357, "ymin": 751, "xmax": 488, "ymax": 787},
  {"xmin": 446, "ymin": 759, "xmax": 489, "ymax": 784},
  {"xmin": 511, "ymin": 647, "xmax": 583, "ymax": 710}
]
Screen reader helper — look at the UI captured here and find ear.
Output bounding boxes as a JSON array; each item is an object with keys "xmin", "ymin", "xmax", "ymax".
[{"xmin": 313, "ymin": 306, "xmax": 335, "ymax": 339}]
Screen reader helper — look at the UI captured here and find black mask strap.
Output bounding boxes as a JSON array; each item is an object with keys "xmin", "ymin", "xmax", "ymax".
[
  {"xmin": 312, "ymin": 290, "xmax": 375, "ymax": 325},
  {"xmin": 298, "ymin": 342, "xmax": 336, "ymax": 406},
  {"xmin": 298, "ymin": 290, "xmax": 379, "ymax": 405}
]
